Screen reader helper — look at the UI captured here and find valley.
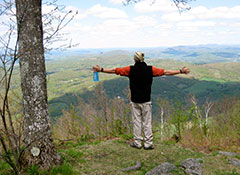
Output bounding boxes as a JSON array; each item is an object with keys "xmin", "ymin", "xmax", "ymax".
[{"xmin": 42, "ymin": 45, "xmax": 240, "ymax": 119}]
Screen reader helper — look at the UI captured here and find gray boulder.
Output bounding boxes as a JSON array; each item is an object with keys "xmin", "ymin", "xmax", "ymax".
[
  {"xmin": 179, "ymin": 158, "xmax": 203, "ymax": 175},
  {"xmin": 229, "ymin": 158, "xmax": 240, "ymax": 167},
  {"xmin": 218, "ymin": 151, "xmax": 240, "ymax": 167},
  {"xmin": 121, "ymin": 161, "xmax": 142, "ymax": 172},
  {"xmin": 146, "ymin": 162, "xmax": 177, "ymax": 175},
  {"xmin": 218, "ymin": 151, "xmax": 240, "ymax": 157}
]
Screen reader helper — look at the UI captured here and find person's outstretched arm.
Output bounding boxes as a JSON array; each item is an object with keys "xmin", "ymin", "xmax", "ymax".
[
  {"xmin": 164, "ymin": 66, "xmax": 190, "ymax": 75},
  {"xmin": 92, "ymin": 65, "xmax": 116, "ymax": 74},
  {"xmin": 93, "ymin": 65, "xmax": 130, "ymax": 76}
]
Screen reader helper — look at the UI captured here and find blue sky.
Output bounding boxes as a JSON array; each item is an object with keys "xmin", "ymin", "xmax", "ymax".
[{"xmin": 1, "ymin": 0, "xmax": 240, "ymax": 48}]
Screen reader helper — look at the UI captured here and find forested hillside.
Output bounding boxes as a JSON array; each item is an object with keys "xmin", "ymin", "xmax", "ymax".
[
  {"xmin": 8, "ymin": 46, "xmax": 240, "ymax": 119},
  {"xmin": 41, "ymin": 47, "xmax": 240, "ymax": 119}
]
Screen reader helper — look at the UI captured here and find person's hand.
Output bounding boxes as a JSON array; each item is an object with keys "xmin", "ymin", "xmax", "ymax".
[
  {"xmin": 180, "ymin": 66, "xmax": 190, "ymax": 74},
  {"xmin": 92, "ymin": 65, "xmax": 101, "ymax": 72}
]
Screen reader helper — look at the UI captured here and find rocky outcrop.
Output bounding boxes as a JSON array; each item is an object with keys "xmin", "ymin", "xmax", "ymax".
[
  {"xmin": 218, "ymin": 151, "xmax": 240, "ymax": 167},
  {"xmin": 179, "ymin": 158, "xmax": 203, "ymax": 175},
  {"xmin": 228, "ymin": 158, "xmax": 240, "ymax": 167},
  {"xmin": 121, "ymin": 161, "xmax": 142, "ymax": 172},
  {"xmin": 145, "ymin": 158, "xmax": 203, "ymax": 175},
  {"xmin": 121, "ymin": 151, "xmax": 240, "ymax": 174},
  {"xmin": 145, "ymin": 162, "xmax": 177, "ymax": 175},
  {"xmin": 218, "ymin": 151, "xmax": 240, "ymax": 157}
]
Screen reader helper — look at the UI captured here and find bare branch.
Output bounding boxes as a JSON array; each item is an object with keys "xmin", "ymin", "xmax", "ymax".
[
  {"xmin": 123, "ymin": 0, "xmax": 195, "ymax": 12},
  {"xmin": 42, "ymin": 2, "xmax": 78, "ymax": 51},
  {"xmin": 0, "ymin": 0, "xmax": 14, "ymax": 16}
]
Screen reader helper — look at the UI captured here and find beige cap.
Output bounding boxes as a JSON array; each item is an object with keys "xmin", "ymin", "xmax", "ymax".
[{"xmin": 134, "ymin": 52, "xmax": 144, "ymax": 62}]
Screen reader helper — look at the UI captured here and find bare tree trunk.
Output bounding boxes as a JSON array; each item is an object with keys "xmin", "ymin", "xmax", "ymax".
[
  {"xmin": 204, "ymin": 100, "xmax": 213, "ymax": 124},
  {"xmin": 15, "ymin": 0, "xmax": 62, "ymax": 169},
  {"xmin": 160, "ymin": 106, "xmax": 164, "ymax": 140},
  {"xmin": 191, "ymin": 95, "xmax": 202, "ymax": 129}
]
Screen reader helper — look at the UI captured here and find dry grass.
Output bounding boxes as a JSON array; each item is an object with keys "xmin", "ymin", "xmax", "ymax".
[
  {"xmin": 180, "ymin": 127, "xmax": 240, "ymax": 154},
  {"xmin": 1, "ymin": 133, "xmax": 240, "ymax": 174},
  {"xmin": 51, "ymin": 132, "xmax": 240, "ymax": 175}
]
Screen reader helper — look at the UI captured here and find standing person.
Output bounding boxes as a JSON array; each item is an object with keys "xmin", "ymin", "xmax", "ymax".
[{"xmin": 92, "ymin": 52, "xmax": 190, "ymax": 150}]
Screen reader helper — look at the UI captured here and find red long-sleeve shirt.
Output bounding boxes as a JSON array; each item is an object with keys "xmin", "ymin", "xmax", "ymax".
[{"xmin": 115, "ymin": 66, "xmax": 164, "ymax": 77}]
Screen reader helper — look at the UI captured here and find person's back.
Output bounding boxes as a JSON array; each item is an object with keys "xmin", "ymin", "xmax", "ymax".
[
  {"xmin": 129, "ymin": 61, "xmax": 153, "ymax": 103},
  {"xmin": 92, "ymin": 51, "xmax": 190, "ymax": 150}
]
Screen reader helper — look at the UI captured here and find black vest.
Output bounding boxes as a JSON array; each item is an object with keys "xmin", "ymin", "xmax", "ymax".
[{"xmin": 129, "ymin": 62, "xmax": 153, "ymax": 103}]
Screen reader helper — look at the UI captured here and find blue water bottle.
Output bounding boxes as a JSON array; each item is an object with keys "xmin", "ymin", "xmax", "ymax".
[{"xmin": 93, "ymin": 72, "xmax": 99, "ymax": 82}]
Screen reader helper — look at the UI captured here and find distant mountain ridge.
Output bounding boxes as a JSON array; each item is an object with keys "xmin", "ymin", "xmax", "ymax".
[{"xmin": 46, "ymin": 44, "xmax": 240, "ymax": 64}]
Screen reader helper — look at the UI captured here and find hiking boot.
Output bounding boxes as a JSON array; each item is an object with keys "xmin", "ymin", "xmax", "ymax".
[
  {"xmin": 144, "ymin": 145, "xmax": 154, "ymax": 150},
  {"xmin": 130, "ymin": 142, "xmax": 142, "ymax": 149}
]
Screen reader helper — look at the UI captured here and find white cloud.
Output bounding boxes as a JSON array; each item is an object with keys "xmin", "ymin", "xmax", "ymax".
[
  {"xmin": 231, "ymin": 22, "xmax": 240, "ymax": 27},
  {"xmin": 177, "ymin": 21, "xmax": 216, "ymax": 28},
  {"xmin": 219, "ymin": 22, "xmax": 227, "ymax": 26},
  {"xmin": 204, "ymin": 6, "xmax": 240, "ymax": 19},
  {"xmin": 189, "ymin": 6, "xmax": 208, "ymax": 16},
  {"xmin": 175, "ymin": 20, "xmax": 216, "ymax": 33},
  {"xmin": 0, "ymin": 25, "xmax": 9, "ymax": 36},
  {"xmin": 45, "ymin": 4, "xmax": 128, "ymax": 22},
  {"xmin": 108, "ymin": 0, "xmax": 123, "ymax": 5},
  {"xmin": 162, "ymin": 12, "xmax": 194, "ymax": 22},
  {"xmin": 42, "ymin": 4, "xmax": 56, "ymax": 14},
  {"xmin": 162, "ymin": 5, "xmax": 240, "ymax": 22},
  {"xmin": 42, "ymin": 3, "xmax": 240, "ymax": 48},
  {"xmin": 87, "ymin": 4, "xmax": 128, "ymax": 19},
  {"xmin": 132, "ymin": 16, "xmax": 158, "ymax": 27},
  {"xmin": 65, "ymin": 6, "xmax": 87, "ymax": 20},
  {"xmin": 100, "ymin": 19, "xmax": 136, "ymax": 33},
  {"xmin": 190, "ymin": 5, "xmax": 240, "ymax": 19},
  {"xmin": 61, "ymin": 15, "xmax": 165, "ymax": 48},
  {"xmin": 42, "ymin": 4, "xmax": 85, "ymax": 21},
  {"xmin": 134, "ymin": 0, "xmax": 176, "ymax": 13},
  {"xmin": 154, "ymin": 23, "xmax": 172, "ymax": 30},
  {"xmin": 102, "ymin": 19, "xmax": 133, "ymax": 27},
  {"xmin": 0, "ymin": 12, "xmax": 16, "ymax": 35}
]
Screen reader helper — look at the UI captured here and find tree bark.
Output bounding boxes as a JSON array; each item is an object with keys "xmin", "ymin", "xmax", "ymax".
[{"xmin": 15, "ymin": 0, "xmax": 62, "ymax": 169}]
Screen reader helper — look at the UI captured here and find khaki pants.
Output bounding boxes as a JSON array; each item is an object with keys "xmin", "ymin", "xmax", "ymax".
[{"xmin": 130, "ymin": 101, "xmax": 153, "ymax": 148}]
